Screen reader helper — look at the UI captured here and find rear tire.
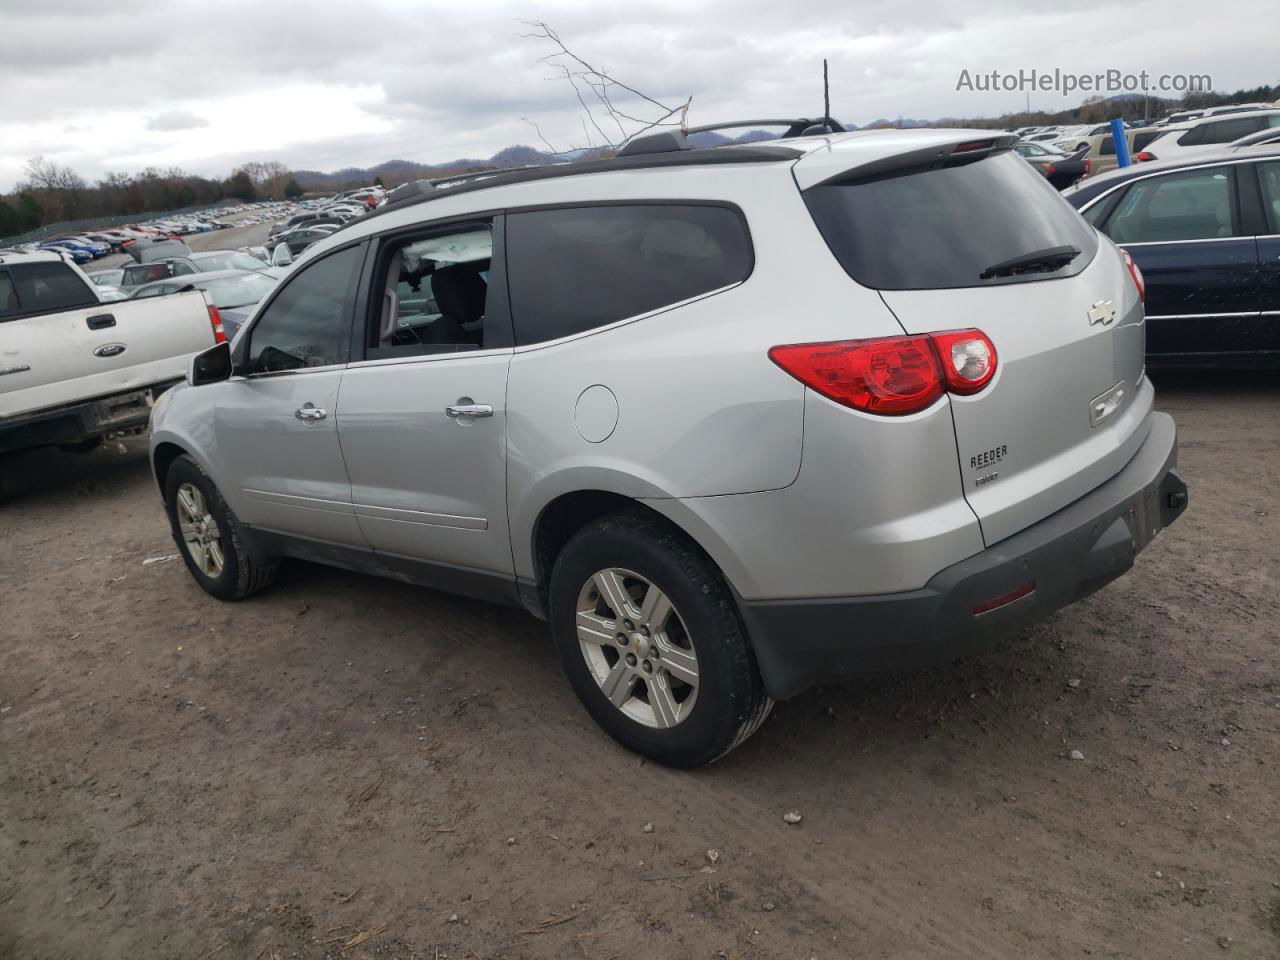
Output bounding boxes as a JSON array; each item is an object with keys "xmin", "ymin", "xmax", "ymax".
[
  {"xmin": 548, "ymin": 512, "xmax": 772, "ymax": 767},
  {"xmin": 164, "ymin": 454, "xmax": 276, "ymax": 601}
]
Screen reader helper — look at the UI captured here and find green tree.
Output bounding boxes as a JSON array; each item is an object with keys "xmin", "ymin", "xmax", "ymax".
[
  {"xmin": 16, "ymin": 192, "xmax": 43, "ymax": 229},
  {"xmin": 226, "ymin": 170, "xmax": 256, "ymax": 202},
  {"xmin": 284, "ymin": 177, "xmax": 304, "ymax": 199},
  {"xmin": 0, "ymin": 200, "xmax": 20, "ymax": 238}
]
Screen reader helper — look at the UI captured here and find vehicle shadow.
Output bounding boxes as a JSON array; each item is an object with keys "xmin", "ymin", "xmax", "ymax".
[{"xmin": 0, "ymin": 437, "xmax": 153, "ymax": 505}]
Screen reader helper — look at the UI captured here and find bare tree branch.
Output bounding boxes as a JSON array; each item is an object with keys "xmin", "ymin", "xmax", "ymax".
[{"xmin": 519, "ymin": 19, "xmax": 691, "ymax": 154}]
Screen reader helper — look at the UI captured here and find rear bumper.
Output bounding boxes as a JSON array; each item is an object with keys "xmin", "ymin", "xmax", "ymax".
[
  {"xmin": 737, "ymin": 412, "xmax": 1187, "ymax": 700},
  {"xmin": 0, "ymin": 382, "xmax": 179, "ymax": 454}
]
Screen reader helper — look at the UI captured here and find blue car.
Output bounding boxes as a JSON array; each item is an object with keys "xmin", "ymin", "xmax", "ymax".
[
  {"xmin": 1066, "ymin": 144, "xmax": 1280, "ymax": 367},
  {"xmin": 38, "ymin": 241, "xmax": 94, "ymax": 263}
]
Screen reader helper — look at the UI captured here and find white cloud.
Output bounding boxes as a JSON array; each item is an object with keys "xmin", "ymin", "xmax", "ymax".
[{"xmin": 0, "ymin": 0, "xmax": 1273, "ymax": 190}]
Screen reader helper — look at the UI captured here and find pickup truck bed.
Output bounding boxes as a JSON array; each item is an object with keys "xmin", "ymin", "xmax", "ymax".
[{"xmin": 1, "ymin": 251, "xmax": 219, "ymax": 455}]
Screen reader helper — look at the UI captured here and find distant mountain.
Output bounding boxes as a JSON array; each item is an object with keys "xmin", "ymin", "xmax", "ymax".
[{"xmin": 291, "ymin": 146, "xmax": 557, "ymax": 190}]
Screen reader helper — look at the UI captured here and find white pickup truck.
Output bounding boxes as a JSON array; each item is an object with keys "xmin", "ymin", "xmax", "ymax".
[{"xmin": 0, "ymin": 250, "xmax": 224, "ymax": 457}]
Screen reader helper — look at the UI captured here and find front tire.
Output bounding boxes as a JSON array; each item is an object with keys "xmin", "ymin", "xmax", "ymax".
[
  {"xmin": 548, "ymin": 512, "xmax": 772, "ymax": 767},
  {"xmin": 164, "ymin": 454, "xmax": 276, "ymax": 601}
]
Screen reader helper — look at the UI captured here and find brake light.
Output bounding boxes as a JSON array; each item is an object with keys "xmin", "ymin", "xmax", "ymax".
[
  {"xmin": 1084, "ymin": 157, "xmax": 1092, "ymax": 176},
  {"xmin": 953, "ymin": 139, "xmax": 995, "ymax": 153},
  {"xmin": 1135, "ymin": 151, "xmax": 1156, "ymax": 162},
  {"xmin": 208, "ymin": 304, "xmax": 226, "ymax": 344},
  {"xmin": 1121, "ymin": 249, "xmax": 1146, "ymax": 302},
  {"xmin": 768, "ymin": 329, "xmax": 997, "ymax": 416},
  {"xmin": 1045, "ymin": 162, "xmax": 1057, "ymax": 175}
]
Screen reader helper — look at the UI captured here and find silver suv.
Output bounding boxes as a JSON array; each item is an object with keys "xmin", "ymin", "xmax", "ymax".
[{"xmin": 150, "ymin": 125, "xmax": 1188, "ymax": 766}]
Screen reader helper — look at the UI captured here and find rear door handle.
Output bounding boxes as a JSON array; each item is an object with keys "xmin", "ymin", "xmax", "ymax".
[
  {"xmin": 445, "ymin": 403, "xmax": 493, "ymax": 419},
  {"xmin": 295, "ymin": 404, "xmax": 327, "ymax": 421},
  {"xmin": 86, "ymin": 313, "xmax": 116, "ymax": 330}
]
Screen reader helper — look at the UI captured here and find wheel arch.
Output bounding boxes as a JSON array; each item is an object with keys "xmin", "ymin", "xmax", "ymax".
[{"xmin": 152, "ymin": 440, "xmax": 190, "ymax": 494}]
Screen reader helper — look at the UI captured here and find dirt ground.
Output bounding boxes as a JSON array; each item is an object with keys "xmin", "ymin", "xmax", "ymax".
[{"xmin": 2, "ymin": 364, "xmax": 1277, "ymax": 959}]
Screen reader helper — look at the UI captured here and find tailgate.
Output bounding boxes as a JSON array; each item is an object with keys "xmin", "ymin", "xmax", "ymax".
[
  {"xmin": 0, "ymin": 290, "xmax": 214, "ymax": 420},
  {"xmin": 800, "ymin": 143, "xmax": 1150, "ymax": 546}
]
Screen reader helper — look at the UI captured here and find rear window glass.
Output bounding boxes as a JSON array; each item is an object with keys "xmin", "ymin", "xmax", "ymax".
[
  {"xmin": 7, "ymin": 262, "xmax": 98, "ymax": 314},
  {"xmin": 804, "ymin": 150, "xmax": 1098, "ymax": 290},
  {"xmin": 506, "ymin": 204, "xmax": 753, "ymax": 345}
]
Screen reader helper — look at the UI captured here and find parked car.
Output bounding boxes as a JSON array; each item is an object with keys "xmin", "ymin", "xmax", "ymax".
[
  {"xmin": 268, "ymin": 224, "xmax": 340, "ymax": 256},
  {"xmin": 1014, "ymin": 142, "xmax": 1090, "ymax": 189},
  {"xmin": 129, "ymin": 269, "xmax": 279, "ymax": 341},
  {"xmin": 37, "ymin": 241, "xmax": 95, "ymax": 263},
  {"xmin": 1065, "ymin": 145, "xmax": 1280, "ymax": 366},
  {"xmin": 1065, "ymin": 128, "xmax": 1166, "ymax": 177},
  {"xmin": 86, "ymin": 268, "xmax": 125, "ymax": 288},
  {"xmin": 0, "ymin": 249, "xmax": 224, "ymax": 459},
  {"xmin": 1138, "ymin": 110, "xmax": 1280, "ymax": 163},
  {"xmin": 149, "ymin": 126, "xmax": 1187, "ymax": 766}
]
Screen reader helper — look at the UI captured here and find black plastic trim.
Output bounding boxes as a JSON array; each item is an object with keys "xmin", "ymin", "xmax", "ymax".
[{"xmin": 736, "ymin": 413, "xmax": 1187, "ymax": 700}]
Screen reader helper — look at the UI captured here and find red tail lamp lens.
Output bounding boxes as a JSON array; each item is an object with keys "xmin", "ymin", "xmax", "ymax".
[{"xmin": 768, "ymin": 336, "xmax": 944, "ymax": 416}]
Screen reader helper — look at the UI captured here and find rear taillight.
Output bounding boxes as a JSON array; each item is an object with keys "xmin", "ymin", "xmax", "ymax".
[
  {"xmin": 768, "ymin": 329, "xmax": 997, "ymax": 416},
  {"xmin": 1084, "ymin": 158, "xmax": 1092, "ymax": 176},
  {"xmin": 1135, "ymin": 151, "xmax": 1156, "ymax": 162},
  {"xmin": 1045, "ymin": 162, "xmax": 1057, "ymax": 175},
  {"xmin": 1121, "ymin": 249, "xmax": 1146, "ymax": 303},
  {"xmin": 208, "ymin": 304, "xmax": 226, "ymax": 343}
]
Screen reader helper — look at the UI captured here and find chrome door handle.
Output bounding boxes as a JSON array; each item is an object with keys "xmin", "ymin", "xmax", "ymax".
[
  {"xmin": 295, "ymin": 404, "xmax": 327, "ymax": 421},
  {"xmin": 445, "ymin": 403, "xmax": 493, "ymax": 419}
]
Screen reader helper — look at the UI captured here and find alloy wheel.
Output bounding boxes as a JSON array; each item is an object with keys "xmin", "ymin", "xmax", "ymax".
[
  {"xmin": 575, "ymin": 568, "xmax": 699, "ymax": 728},
  {"xmin": 176, "ymin": 482, "xmax": 224, "ymax": 578}
]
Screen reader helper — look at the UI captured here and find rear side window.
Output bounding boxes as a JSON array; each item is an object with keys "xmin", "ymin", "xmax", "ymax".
[
  {"xmin": 6, "ymin": 262, "xmax": 98, "ymax": 314},
  {"xmin": 805, "ymin": 150, "xmax": 1098, "ymax": 290},
  {"xmin": 1133, "ymin": 130, "xmax": 1163, "ymax": 152},
  {"xmin": 1100, "ymin": 136, "xmax": 1116, "ymax": 156},
  {"xmin": 506, "ymin": 204, "xmax": 752, "ymax": 345},
  {"xmin": 1102, "ymin": 167, "xmax": 1235, "ymax": 244}
]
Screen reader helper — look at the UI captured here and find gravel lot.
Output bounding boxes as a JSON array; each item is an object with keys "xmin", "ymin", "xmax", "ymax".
[{"xmin": 1, "ymin": 340, "xmax": 1277, "ymax": 955}]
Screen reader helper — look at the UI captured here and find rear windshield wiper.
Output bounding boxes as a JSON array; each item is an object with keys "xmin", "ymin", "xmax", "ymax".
[{"xmin": 979, "ymin": 245, "xmax": 1080, "ymax": 280}]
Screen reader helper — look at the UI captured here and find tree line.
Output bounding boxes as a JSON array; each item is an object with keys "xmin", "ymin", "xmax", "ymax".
[{"xmin": 0, "ymin": 158, "xmax": 304, "ymax": 238}]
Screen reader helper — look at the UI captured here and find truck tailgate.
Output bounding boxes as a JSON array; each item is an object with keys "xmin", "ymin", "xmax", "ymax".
[{"xmin": 0, "ymin": 290, "xmax": 215, "ymax": 419}]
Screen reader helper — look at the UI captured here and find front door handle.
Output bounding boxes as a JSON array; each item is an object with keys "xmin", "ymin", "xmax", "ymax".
[
  {"xmin": 445, "ymin": 403, "xmax": 493, "ymax": 419},
  {"xmin": 295, "ymin": 404, "xmax": 327, "ymax": 421},
  {"xmin": 86, "ymin": 313, "xmax": 116, "ymax": 330}
]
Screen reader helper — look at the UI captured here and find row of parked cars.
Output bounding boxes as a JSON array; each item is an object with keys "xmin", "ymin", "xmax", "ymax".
[
  {"xmin": 1012, "ymin": 102, "xmax": 1280, "ymax": 192},
  {"xmin": 262, "ymin": 186, "xmax": 386, "ymax": 257},
  {"xmin": 29, "ymin": 212, "xmax": 242, "ymax": 264}
]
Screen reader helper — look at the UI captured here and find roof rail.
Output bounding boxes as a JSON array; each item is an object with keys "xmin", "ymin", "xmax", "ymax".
[
  {"xmin": 383, "ymin": 179, "xmax": 436, "ymax": 206},
  {"xmin": 618, "ymin": 117, "xmax": 848, "ymax": 158}
]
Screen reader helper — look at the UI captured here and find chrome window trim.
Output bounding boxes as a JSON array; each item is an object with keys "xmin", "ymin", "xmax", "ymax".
[
  {"xmin": 1118, "ymin": 236, "xmax": 1255, "ymax": 248},
  {"xmin": 345, "ymin": 347, "xmax": 514, "ymax": 370},
  {"xmin": 1144, "ymin": 312, "xmax": 1259, "ymax": 319},
  {"xmin": 1075, "ymin": 154, "xmax": 1276, "ymax": 214}
]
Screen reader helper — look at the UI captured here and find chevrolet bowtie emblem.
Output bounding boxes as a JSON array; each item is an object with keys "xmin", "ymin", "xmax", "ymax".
[{"xmin": 1088, "ymin": 300, "xmax": 1117, "ymax": 327}]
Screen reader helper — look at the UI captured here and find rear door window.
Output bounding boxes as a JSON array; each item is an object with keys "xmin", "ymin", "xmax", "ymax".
[
  {"xmin": 7, "ymin": 261, "xmax": 98, "ymax": 314},
  {"xmin": 506, "ymin": 204, "xmax": 753, "ymax": 345},
  {"xmin": 1102, "ymin": 167, "xmax": 1236, "ymax": 244},
  {"xmin": 804, "ymin": 150, "xmax": 1098, "ymax": 290}
]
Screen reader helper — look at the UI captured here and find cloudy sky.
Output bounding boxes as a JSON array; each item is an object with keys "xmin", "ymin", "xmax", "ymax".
[{"xmin": 0, "ymin": 0, "xmax": 1274, "ymax": 190}]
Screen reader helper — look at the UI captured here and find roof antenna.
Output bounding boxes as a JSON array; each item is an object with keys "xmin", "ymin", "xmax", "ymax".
[{"xmin": 823, "ymin": 58, "xmax": 831, "ymax": 131}]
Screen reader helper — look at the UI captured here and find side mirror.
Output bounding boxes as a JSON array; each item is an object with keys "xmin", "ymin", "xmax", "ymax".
[
  {"xmin": 189, "ymin": 341, "xmax": 232, "ymax": 386},
  {"xmin": 271, "ymin": 243, "xmax": 293, "ymax": 266}
]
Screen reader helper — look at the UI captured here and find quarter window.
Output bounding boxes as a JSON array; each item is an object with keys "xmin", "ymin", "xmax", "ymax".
[
  {"xmin": 246, "ymin": 244, "xmax": 362, "ymax": 374},
  {"xmin": 506, "ymin": 204, "xmax": 752, "ymax": 345},
  {"xmin": 1258, "ymin": 161, "xmax": 1280, "ymax": 233},
  {"xmin": 0, "ymin": 270, "xmax": 19, "ymax": 320},
  {"xmin": 1103, "ymin": 167, "xmax": 1235, "ymax": 244}
]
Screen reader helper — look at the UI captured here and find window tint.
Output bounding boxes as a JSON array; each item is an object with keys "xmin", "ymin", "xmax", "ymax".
[
  {"xmin": 1100, "ymin": 136, "xmax": 1116, "ymax": 156},
  {"xmin": 1103, "ymin": 167, "xmax": 1235, "ymax": 244},
  {"xmin": 246, "ymin": 244, "xmax": 361, "ymax": 374},
  {"xmin": 0, "ymin": 270, "xmax": 19, "ymax": 320},
  {"xmin": 506, "ymin": 204, "xmax": 752, "ymax": 344},
  {"xmin": 804, "ymin": 150, "xmax": 1098, "ymax": 290},
  {"xmin": 172, "ymin": 261, "xmax": 197, "ymax": 276},
  {"xmin": 369, "ymin": 224, "xmax": 493, "ymax": 355},
  {"xmin": 1202, "ymin": 116, "xmax": 1267, "ymax": 144},
  {"xmin": 7, "ymin": 262, "xmax": 98, "ymax": 314},
  {"xmin": 1133, "ymin": 130, "xmax": 1163, "ymax": 152}
]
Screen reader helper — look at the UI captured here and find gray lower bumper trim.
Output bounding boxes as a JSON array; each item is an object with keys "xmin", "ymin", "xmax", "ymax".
[{"xmin": 737, "ymin": 413, "xmax": 1187, "ymax": 700}]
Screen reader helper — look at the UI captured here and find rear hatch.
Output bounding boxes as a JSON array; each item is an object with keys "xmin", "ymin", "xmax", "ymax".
[{"xmin": 798, "ymin": 139, "xmax": 1149, "ymax": 545}]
